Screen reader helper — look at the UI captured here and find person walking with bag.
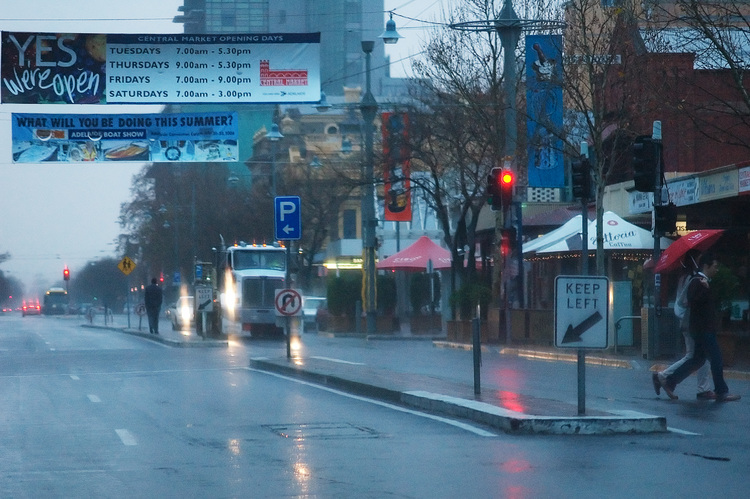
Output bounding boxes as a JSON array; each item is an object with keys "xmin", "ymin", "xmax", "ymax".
[
  {"xmin": 658, "ymin": 253, "xmax": 741, "ymax": 402},
  {"xmin": 144, "ymin": 278, "xmax": 163, "ymax": 335},
  {"xmin": 652, "ymin": 250, "xmax": 713, "ymax": 399}
]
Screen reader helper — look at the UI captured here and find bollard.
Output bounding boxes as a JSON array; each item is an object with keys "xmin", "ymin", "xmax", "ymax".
[{"xmin": 472, "ymin": 316, "xmax": 481, "ymax": 395}]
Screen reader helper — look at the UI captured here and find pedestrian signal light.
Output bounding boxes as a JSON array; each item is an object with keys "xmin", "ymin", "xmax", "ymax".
[
  {"xmin": 632, "ymin": 135, "xmax": 658, "ymax": 192},
  {"xmin": 655, "ymin": 202, "xmax": 678, "ymax": 234},
  {"xmin": 571, "ymin": 157, "xmax": 591, "ymax": 200},
  {"xmin": 63, "ymin": 267, "xmax": 70, "ymax": 281}
]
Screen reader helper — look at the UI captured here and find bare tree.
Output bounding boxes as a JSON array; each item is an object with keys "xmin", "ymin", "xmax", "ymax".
[
  {"xmin": 645, "ymin": 0, "xmax": 750, "ymax": 154},
  {"xmin": 561, "ymin": 1, "xmax": 651, "ymax": 274}
]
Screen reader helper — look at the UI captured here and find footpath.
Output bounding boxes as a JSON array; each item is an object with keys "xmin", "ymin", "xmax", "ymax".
[{"xmin": 82, "ymin": 315, "xmax": 750, "ymax": 436}]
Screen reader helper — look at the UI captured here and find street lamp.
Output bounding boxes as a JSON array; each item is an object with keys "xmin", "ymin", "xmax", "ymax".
[
  {"xmin": 360, "ymin": 15, "xmax": 401, "ymax": 334},
  {"xmin": 360, "ymin": 40, "xmax": 379, "ymax": 335},
  {"xmin": 449, "ymin": 0, "xmax": 564, "ymax": 312},
  {"xmin": 266, "ymin": 123, "xmax": 284, "ymax": 200}
]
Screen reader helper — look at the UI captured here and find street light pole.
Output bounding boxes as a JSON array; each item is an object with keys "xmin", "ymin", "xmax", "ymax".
[
  {"xmin": 266, "ymin": 123, "xmax": 284, "ymax": 201},
  {"xmin": 360, "ymin": 40, "xmax": 378, "ymax": 335}
]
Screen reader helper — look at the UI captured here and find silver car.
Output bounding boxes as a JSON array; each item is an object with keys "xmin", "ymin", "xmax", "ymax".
[{"xmin": 168, "ymin": 296, "xmax": 194, "ymax": 330}]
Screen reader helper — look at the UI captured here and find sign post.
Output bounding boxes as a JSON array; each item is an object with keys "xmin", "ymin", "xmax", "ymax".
[
  {"xmin": 555, "ymin": 275, "xmax": 609, "ymax": 414},
  {"xmin": 274, "ymin": 196, "xmax": 302, "ymax": 358},
  {"xmin": 195, "ymin": 286, "xmax": 213, "ymax": 339}
]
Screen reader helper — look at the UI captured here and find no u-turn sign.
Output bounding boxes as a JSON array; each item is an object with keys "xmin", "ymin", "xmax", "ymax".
[{"xmin": 554, "ymin": 275, "xmax": 609, "ymax": 349}]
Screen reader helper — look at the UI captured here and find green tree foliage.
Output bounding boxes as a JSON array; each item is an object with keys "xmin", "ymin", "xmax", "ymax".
[{"xmin": 70, "ymin": 257, "xmax": 128, "ymax": 312}]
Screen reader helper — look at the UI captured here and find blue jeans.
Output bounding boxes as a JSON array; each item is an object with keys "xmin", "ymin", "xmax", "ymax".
[{"xmin": 665, "ymin": 331, "xmax": 728, "ymax": 395}]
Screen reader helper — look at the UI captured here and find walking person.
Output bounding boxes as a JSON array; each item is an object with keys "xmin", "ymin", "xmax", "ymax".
[
  {"xmin": 144, "ymin": 278, "xmax": 163, "ymax": 335},
  {"xmin": 658, "ymin": 253, "xmax": 741, "ymax": 402},
  {"xmin": 652, "ymin": 250, "xmax": 713, "ymax": 399}
]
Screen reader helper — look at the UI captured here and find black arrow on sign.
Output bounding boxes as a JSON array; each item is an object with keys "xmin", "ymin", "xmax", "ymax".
[
  {"xmin": 281, "ymin": 293, "xmax": 296, "ymax": 311},
  {"xmin": 562, "ymin": 310, "xmax": 603, "ymax": 344}
]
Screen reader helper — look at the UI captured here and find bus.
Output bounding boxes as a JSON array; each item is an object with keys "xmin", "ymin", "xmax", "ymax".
[
  {"xmin": 42, "ymin": 287, "xmax": 68, "ymax": 315},
  {"xmin": 218, "ymin": 242, "xmax": 287, "ymax": 336}
]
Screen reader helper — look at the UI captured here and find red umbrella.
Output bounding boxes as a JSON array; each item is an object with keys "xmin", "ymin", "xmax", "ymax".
[
  {"xmin": 376, "ymin": 236, "xmax": 452, "ymax": 272},
  {"xmin": 654, "ymin": 229, "xmax": 724, "ymax": 273}
]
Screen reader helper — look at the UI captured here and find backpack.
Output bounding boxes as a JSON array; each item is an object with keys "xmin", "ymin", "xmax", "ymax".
[{"xmin": 674, "ymin": 275, "xmax": 696, "ymax": 323}]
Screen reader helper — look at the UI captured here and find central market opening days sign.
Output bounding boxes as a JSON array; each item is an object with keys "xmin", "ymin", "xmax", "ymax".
[{"xmin": 1, "ymin": 32, "xmax": 320, "ymax": 104}]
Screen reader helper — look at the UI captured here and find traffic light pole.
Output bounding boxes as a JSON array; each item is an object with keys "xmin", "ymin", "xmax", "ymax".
[
  {"xmin": 650, "ymin": 121, "xmax": 663, "ymax": 359},
  {"xmin": 577, "ymin": 141, "xmax": 589, "ymax": 415}
]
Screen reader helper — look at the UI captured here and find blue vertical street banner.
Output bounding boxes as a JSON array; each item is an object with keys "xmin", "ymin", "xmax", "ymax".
[
  {"xmin": 11, "ymin": 112, "xmax": 238, "ymax": 163},
  {"xmin": 526, "ymin": 34, "xmax": 565, "ymax": 188}
]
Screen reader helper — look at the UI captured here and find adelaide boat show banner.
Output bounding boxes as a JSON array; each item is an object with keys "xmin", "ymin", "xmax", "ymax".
[
  {"xmin": 1, "ymin": 32, "xmax": 320, "ymax": 104},
  {"xmin": 11, "ymin": 112, "xmax": 238, "ymax": 163}
]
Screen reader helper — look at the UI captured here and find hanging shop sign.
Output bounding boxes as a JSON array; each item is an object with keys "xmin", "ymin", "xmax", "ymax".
[
  {"xmin": 1, "ymin": 32, "xmax": 320, "ymax": 104},
  {"xmin": 11, "ymin": 111, "xmax": 238, "ymax": 163}
]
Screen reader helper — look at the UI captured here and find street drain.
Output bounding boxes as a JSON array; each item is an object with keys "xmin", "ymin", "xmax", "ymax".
[{"xmin": 264, "ymin": 422, "xmax": 381, "ymax": 440}]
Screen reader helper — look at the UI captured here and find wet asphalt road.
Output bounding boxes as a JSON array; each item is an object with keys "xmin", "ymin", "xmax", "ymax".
[{"xmin": 1, "ymin": 314, "xmax": 748, "ymax": 498}]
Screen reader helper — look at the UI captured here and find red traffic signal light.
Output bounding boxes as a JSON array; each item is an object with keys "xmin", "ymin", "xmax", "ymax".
[
  {"xmin": 499, "ymin": 169, "xmax": 514, "ymax": 187},
  {"xmin": 500, "ymin": 228, "xmax": 516, "ymax": 258},
  {"xmin": 63, "ymin": 267, "xmax": 70, "ymax": 281},
  {"xmin": 488, "ymin": 168, "xmax": 515, "ymax": 211},
  {"xmin": 499, "ymin": 169, "xmax": 514, "ymax": 209}
]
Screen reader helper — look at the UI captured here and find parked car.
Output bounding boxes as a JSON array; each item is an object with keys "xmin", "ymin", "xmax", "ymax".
[
  {"xmin": 302, "ymin": 296, "xmax": 326, "ymax": 333},
  {"xmin": 168, "ymin": 296, "xmax": 194, "ymax": 330},
  {"xmin": 22, "ymin": 299, "xmax": 41, "ymax": 316}
]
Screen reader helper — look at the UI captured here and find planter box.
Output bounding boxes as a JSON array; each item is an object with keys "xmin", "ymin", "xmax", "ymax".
[
  {"xmin": 446, "ymin": 320, "xmax": 488, "ymax": 343},
  {"xmin": 410, "ymin": 314, "xmax": 442, "ymax": 334},
  {"xmin": 327, "ymin": 315, "xmax": 355, "ymax": 333}
]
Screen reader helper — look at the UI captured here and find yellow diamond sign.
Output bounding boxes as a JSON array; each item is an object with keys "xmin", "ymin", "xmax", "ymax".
[{"xmin": 118, "ymin": 256, "xmax": 136, "ymax": 276}]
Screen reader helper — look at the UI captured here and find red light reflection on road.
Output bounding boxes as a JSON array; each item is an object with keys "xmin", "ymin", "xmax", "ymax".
[
  {"xmin": 489, "ymin": 368, "xmax": 526, "ymax": 413},
  {"xmin": 495, "ymin": 390, "xmax": 525, "ymax": 413}
]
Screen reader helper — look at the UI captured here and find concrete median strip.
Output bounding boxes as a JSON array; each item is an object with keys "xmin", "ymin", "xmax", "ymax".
[{"xmin": 249, "ymin": 358, "xmax": 667, "ymax": 435}]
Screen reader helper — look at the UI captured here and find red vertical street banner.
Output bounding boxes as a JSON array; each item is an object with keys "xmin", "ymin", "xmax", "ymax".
[{"xmin": 382, "ymin": 112, "xmax": 411, "ymax": 222}]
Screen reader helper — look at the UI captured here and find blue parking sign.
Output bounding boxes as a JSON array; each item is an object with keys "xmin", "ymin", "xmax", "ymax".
[{"xmin": 274, "ymin": 196, "xmax": 301, "ymax": 240}]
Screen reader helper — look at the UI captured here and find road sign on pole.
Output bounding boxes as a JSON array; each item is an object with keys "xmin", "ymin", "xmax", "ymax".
[
  {"xmin": 274, "ymin": 196, "xmax": 301, "ymax": 240},
  {"xmin": 554, "ymin": 275, "xmax": 609, "ymax": 349},
  {"xmin": 275, "ymin": 289, "xmax": 302, "ymax": 316}
]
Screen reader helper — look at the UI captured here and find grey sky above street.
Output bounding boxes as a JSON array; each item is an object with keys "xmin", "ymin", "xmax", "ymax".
[{"xmin": 0, "ymin": 0, "xmax": 449, "ymax": 294}]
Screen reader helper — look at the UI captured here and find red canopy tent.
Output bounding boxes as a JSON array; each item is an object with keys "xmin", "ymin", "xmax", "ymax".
[{"xmin": 376, "ymin": 236, "xmax": 452, "ymax": 272}]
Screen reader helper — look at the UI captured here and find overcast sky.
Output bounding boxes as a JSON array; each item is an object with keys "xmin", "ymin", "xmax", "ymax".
[{"xmin": 0, "ymin": 0, "xmax": 450, "ymax": 295}]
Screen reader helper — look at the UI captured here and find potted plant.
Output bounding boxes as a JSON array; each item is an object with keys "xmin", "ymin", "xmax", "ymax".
[{"xmin": 447, "ymin": 281, "xmax": 491, "ymax": 342}]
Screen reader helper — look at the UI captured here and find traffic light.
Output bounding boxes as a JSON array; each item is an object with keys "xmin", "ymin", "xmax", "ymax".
[
  {"xmin": 488, "ymin": 167, "xmax": 514, "ymax": 211},
  {"xmin": 63, "ymin": 266, "xmax": 70, "ymax": 281},
  {"xmin": 487, "ymin": 167, "xmax": 501, "ymax": 211},
  {"xmin": 499, "ymin": 169, "xmax": 514, "ymax": 209},
  {"xmin": 655, "ymin": 202, "xmax": 678, "ymax": 234},
  {"xmin": 632, "ymin": 135, "xmax": 658, "ymax": 192},
  {"xmin": 571, "ymin": 157, "xmax": 591, "ymax": 200},
  {"xmin": 500, "ymin": 228, "xmax": 516, "ymax": 258}
]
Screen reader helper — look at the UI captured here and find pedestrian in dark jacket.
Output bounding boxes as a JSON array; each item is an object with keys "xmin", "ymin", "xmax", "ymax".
[
  {"xmin": 144, "ymin": 278, "xmax": 163, "ymax": 335},
  {"xmin": 659, "ymin": 253, "xmax": 741, "ymax": 402}
]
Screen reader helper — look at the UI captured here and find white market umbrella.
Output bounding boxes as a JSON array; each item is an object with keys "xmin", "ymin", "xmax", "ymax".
[
  {"xmin": 523, "ymin": 214, "xmax": 586, "ymax": 254},
  {"xmin": 537, "ymin": 211, "xmax": 671, "ymax": 253}
]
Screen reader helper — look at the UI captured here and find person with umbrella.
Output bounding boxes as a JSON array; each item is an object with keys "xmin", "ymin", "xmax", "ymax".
[
  {"xmin": 652, "ymin": 249, "xmax": 713, "ymax": 399},
  {"xmin": 658, "ymin": 252, "xmax": 741, "ymax": 402}
]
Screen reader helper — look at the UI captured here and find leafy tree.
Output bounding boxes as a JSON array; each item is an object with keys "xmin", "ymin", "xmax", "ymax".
[{"xmin": 70, "ymin": 257, "xmax": 128, "ymax": 312}]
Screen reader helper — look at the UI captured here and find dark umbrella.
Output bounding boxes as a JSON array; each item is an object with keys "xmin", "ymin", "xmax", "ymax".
[{"xmin": 654, "ymin": 229, "xmax": 724, "ymax": 273}]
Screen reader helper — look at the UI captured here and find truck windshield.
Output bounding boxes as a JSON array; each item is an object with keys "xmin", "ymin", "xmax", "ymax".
[{"xmin": 233, "ymin": 250, "xmax": 285, "ymax": 271}]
